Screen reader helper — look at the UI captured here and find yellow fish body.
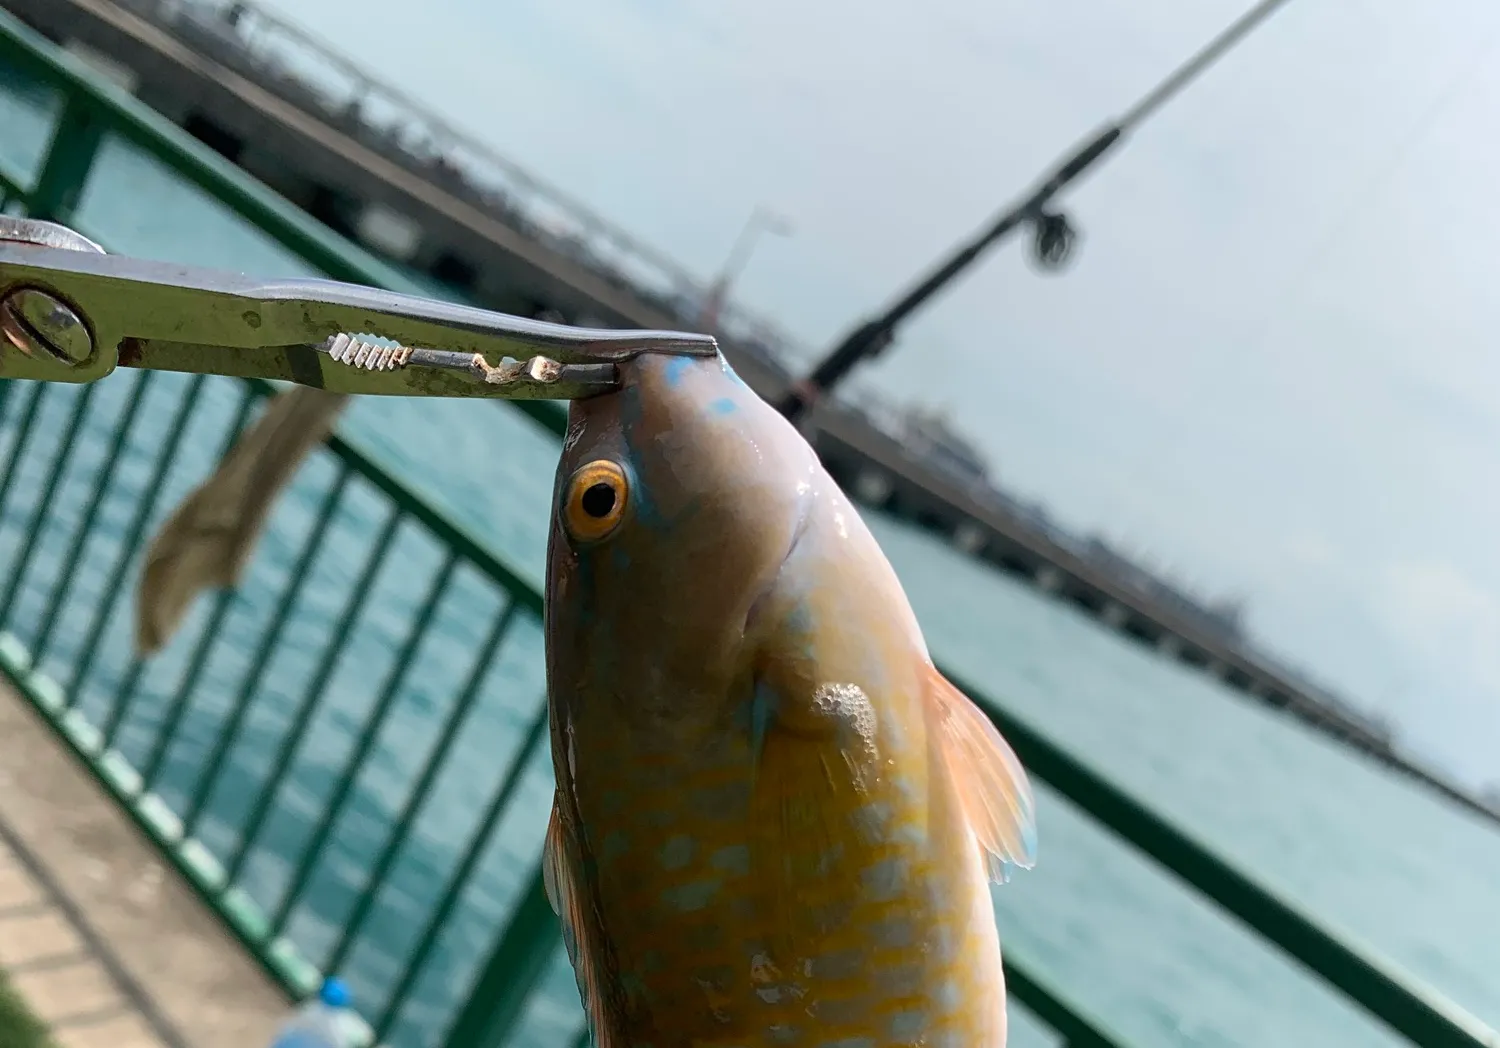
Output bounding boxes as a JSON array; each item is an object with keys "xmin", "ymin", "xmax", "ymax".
[{"xmin": 542, "ymin": 350, "xmax": 1037, "ymax": 1047}]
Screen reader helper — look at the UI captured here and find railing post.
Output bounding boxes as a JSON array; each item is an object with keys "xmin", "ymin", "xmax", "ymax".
[
  {"xmin": 30, "ymin": 88, "xmax": 106, "ymax": 223},
  {"xmin": 1003, "ymin": 961, "xmax": 1128, "ymax": 1048},
  {"xmin": 440, "ymin": 865, "xmax": 560, "ymax": 1048}
]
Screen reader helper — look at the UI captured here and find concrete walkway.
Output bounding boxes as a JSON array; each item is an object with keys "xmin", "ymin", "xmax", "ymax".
[
  {"xmin": 0, "ymin": 829, "xmax": 170, "ymax": 1048},
  {"xmin": 0, "ymin": 679, "xmax": 288, "ymax": 1048}
]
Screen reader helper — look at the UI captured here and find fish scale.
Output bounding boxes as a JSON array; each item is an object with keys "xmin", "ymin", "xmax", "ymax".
[{"xmin": 577, "ymin": 750, "xmax": 983, "ymax": 1044}]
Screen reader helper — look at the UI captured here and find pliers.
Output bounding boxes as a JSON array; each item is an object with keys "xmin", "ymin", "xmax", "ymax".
[{"xmin": 0, "ymin": 216, "xmax": 718, "ymax": 398}]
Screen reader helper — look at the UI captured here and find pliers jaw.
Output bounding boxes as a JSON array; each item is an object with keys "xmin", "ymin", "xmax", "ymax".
[{"xmin": 0, "ymin": 217, "xmax": 720, "ymax": 399}]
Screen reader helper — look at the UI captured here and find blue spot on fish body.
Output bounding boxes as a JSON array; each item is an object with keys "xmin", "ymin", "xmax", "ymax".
[
  {"xmin": 849, "ymin": 801, "xmax": 893, "ymax": 838},
  {"xmin": 664, "ymin": 355, "xmax": 692, "ymax": 387},
  {"xmin": 602, "ymin": 829, "xmax": 629, "ymax": 860},
  {"xmin": 709, "ymin": 397, "xmax": 737, "ymax": 415},
  {"xmin": 888, "ymin": 1012, "xmax": 926, "ymax": 1040},
  {"xmin": 660, "ymin": 879, "xmax": 721, "ymax": 911},
  {"xmin": 659, "ymin": 835, "xmax": 695, "ymax": 869},
  {"xmin": 708, "ymin": 844, "xmax": 751, "ymax": 876},
  {"xmin": 934, "ymin": 978, "xmax": 962, "ymax": 1010},
  {"xmin": 868, "ymin": 914, "xmax": 915, "ymax": 948},
  {"xmin": 815, "ymin": 841, "xmax": 846, "ymax": 875},
  {"xmin": 888, "ymin": 821, "xmax": 928, "ymax": 847}
]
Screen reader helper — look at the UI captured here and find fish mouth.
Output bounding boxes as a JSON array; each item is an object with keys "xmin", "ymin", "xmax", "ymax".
[{"xmin": 742, "ymin": 497, "xmax": 811, "ymax": 638}]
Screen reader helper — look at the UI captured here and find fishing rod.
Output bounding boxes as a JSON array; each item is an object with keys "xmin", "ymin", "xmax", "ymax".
[{"xmin": 777, "ymin": 0, "xmax": 1297, "ymax": 423}]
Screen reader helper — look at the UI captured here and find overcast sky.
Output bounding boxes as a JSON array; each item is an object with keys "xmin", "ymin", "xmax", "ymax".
[{"xmin": 257, "ymin": 0, "xmax": 1500, "ymax": 787}]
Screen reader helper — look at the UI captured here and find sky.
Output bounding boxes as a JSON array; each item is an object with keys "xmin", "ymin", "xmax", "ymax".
[{"xmin": 254, "ymin": 0, "xmax": 1500, "ymax": 788}]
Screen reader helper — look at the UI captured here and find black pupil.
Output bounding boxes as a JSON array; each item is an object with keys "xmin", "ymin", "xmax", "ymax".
[{"xmin": 580, "ymin": 482, "xmax": 616, "ymax": 519}]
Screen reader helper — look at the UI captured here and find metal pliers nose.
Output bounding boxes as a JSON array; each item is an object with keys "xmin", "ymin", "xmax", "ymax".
[{"xmin": 0, "ymin": 216, "xmax": 718, "ymax": 400}]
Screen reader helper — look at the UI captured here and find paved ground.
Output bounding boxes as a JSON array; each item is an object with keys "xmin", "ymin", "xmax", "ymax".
[
  {"xmin": 0, "ymin": 679, "xmax": 289, "ymax": 1048},
  {"xmin": 0, "ymin": 833, "xmax": 167, "ymax": 1048}
]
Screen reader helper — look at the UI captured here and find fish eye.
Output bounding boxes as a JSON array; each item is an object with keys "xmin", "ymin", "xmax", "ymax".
[{"xmin": 563, "ymin": 459, "xmax": 629, "ymax": 543}]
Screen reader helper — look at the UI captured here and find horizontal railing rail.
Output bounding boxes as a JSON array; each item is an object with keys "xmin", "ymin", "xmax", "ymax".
[{"xmin": 0, "ymin": 9, "xmax": 1492, "ymax": 1048}]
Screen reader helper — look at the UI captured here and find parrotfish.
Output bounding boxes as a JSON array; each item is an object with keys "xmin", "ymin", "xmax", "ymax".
[{"xmin": 542, "ymin": 350, "xmax": 1037, "ymax": 1047}]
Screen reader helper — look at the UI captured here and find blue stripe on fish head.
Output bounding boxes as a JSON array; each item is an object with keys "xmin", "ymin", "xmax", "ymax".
[
  {"xmin": 610, "ymin": 546, "xmax": 631, "ymax": 575},
  {"xmin": 718, "ymin": 355, "xmax": 750, "ymax": 390},
  {"xmin": 617, "ymin": 379, "xmax": 716, "ymax": 535},
  {"xmin": 616, "ymin": 383, "xmax": 665, "ymax": 531}
]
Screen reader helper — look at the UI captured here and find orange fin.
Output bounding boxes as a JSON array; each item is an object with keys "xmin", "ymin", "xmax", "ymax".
[
  {"xmin": 543, "ymin": 799, "xmax": 624, "ymax": 1048},
  {"xmin": 923, "ymin": 664, "xmax": 1038, "ymax": 882}
]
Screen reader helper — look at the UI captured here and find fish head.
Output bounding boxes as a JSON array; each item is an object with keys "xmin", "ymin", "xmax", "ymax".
[{"xmin": 545, "ymin": 350, "xmax": 818, "ymax": 735}]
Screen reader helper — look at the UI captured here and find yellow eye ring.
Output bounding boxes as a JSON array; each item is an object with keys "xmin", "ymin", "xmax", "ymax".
[{"xmin": 563, "ymin": 460, "xmax": 629, "ymax": 543}]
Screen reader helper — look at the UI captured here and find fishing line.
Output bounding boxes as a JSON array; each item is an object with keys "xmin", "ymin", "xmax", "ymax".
[
  {"xmin": 1240, "ymin": 16, "xmax": 1500, "ymax": 356},
  {"xmin": 782, "ymin": 0, "xmax": 1304, "ymax": 417}
]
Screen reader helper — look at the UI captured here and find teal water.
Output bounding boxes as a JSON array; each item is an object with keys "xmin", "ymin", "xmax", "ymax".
[{"xmin": 0, "ymin": 66, "xmax": 1497, "ymax": 1048}]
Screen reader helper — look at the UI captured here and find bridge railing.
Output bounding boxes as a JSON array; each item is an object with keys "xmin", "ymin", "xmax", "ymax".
[
  {"xmin": 113, "ymin": 0, "xmax": 814, "ymax": 370},
  {"xmin": 0, "ymin": 10, "xmax": 1493, "ymax": 1048}
]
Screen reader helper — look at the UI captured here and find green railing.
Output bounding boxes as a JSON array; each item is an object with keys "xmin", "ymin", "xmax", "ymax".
[{"xmin": 0, "ymin": 9, "xmax": 1492, "ymax": 1048}]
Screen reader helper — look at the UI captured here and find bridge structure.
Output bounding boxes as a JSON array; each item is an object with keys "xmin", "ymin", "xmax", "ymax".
[{"xmin": 4, "ymin": 0, "xmax": 1496, "ymax": 823}]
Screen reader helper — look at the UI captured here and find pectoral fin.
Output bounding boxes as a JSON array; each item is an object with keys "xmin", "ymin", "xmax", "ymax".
[
  {"xmin": 743, "ymin": 671, "xmax": 890, "ymax": 961},
  {"xmin": 922, "ymin": 663, "xmax": 1037, "ymax": 882}
]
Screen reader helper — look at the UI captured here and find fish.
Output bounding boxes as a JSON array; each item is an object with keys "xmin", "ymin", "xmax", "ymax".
[
  {"xmin": 542, "ymin": 348, "xmax": 1038, "ymax": 1047},
  {"xmin": 133, "ymin": 303, "xmax": 576, "ymax": 656},
  {"xmin": 135, "ymin": 386, "xmax": 348, "ymax": 655}
]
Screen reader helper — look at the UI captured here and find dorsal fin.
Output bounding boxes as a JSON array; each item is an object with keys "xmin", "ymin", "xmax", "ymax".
[
  {"xmin": 921, "ymin": 664, "xmax": 1038, "ymax": 882},
  {"xmin": 543, "ymin": 799, "xmax": 625, "ymax": 1048}
]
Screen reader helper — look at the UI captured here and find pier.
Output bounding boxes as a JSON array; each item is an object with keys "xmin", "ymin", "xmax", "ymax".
[
  {"xmin": 0, "ymin": 678, "xmax": 285, "ymax": 1048},
  {"xmin": 3, "ymin": 0, "xmax": 1495, "ymax": 821}
]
